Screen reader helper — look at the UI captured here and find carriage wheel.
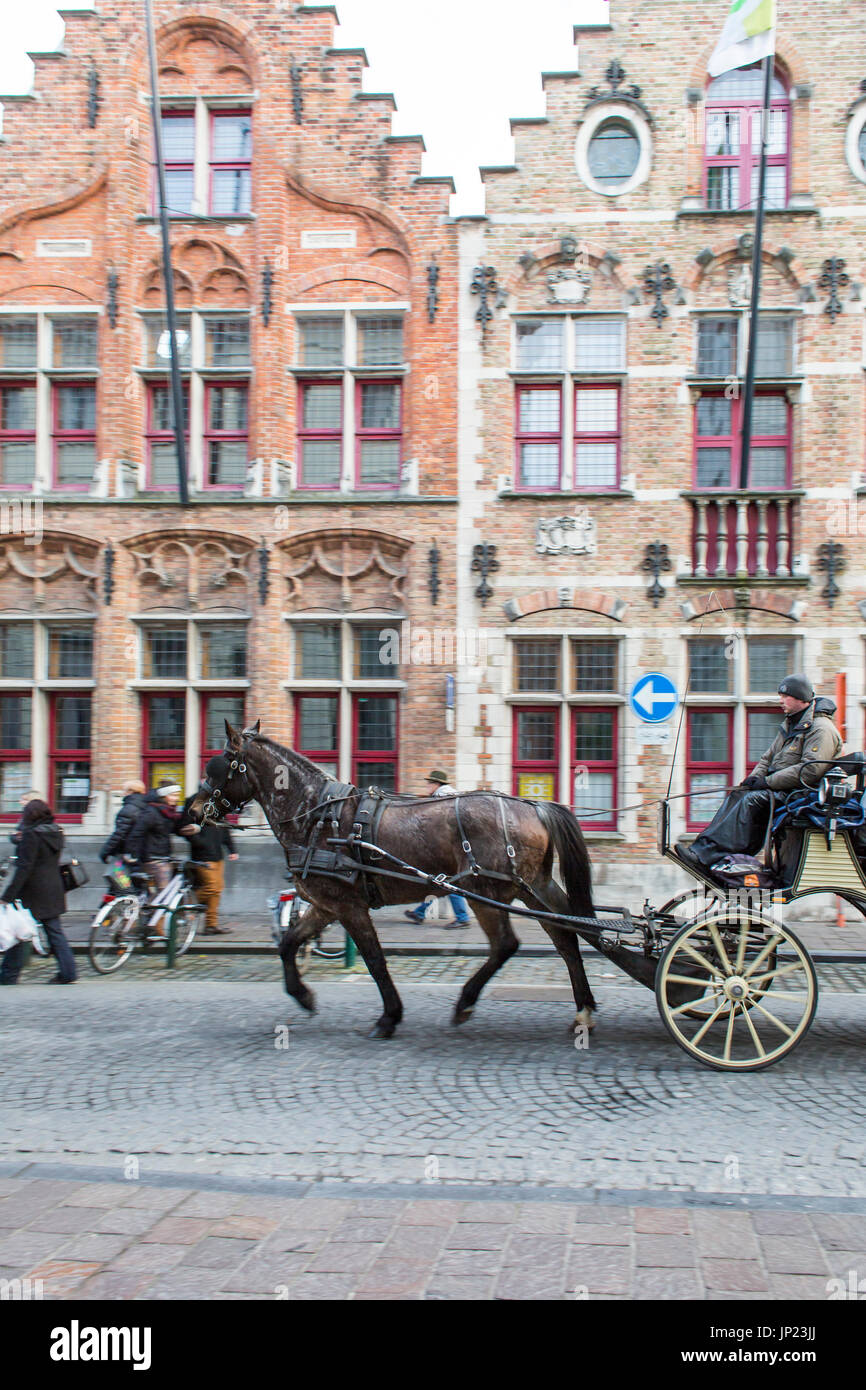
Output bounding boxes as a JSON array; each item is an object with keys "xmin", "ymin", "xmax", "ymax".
[
  {"xmin": 658, "ymin": 891, "xmax": 776, "ymax": 1021},
  {"xmin": 655, "ymin": 906, "xmax": 818, "ymax": 1071}
]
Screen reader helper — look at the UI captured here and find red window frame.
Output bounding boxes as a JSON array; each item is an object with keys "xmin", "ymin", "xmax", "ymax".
[
  {"xmin": 293, "ymin": 693, "xmax": 340, "ymax": 777},
  {"xmin": 154, "ymin": 109, "xmax": 196, "ymax": 216},
  {"xmin": 694, "ymin": 390, "xmax": 791, "ymax": 489},
  {"xmin": 686, "ymin": 707, "xmax": 733, "ymax": 832},
  {"xmin": 704, "ymin": 68, "xmax": 790, "ymax": 212},
  {"xmin": 203, "ymin": 380, "xmax": 248, "ymax": 490},
  {"xmin": 514, "ymin": 384, "xmax": 562, "ymax": 492},
  {"xmin": 351, "ymin": 693, "xmax": 399, "ymax": 789},
  {"xmin": 0, "ymin": 691, "xmax": 33, "ymax": 822},
  {"xmin": 354, "ymin": 379, "xmax": 402, "ymax": 491},
  {"xmin": 52, "ymin": 380, "xmax": 96, "ymax": 492},
  {"xmin": 209, "ymin": 108, "xmax": 252, "ymax": 216},
  {"xmin": 573, "ymin": 381, "xmax": 621, "ymax": 492},
  {"xmin": 511, "ymin": 705, "xmax": 560, "ymax": 801},
  {"xmin": 571, "ymin": 705, "xmax": 618, "ymax": 831},
  {"xmin": 297, "ymin": 379, "xmax": 343, "ymax": 491},
  {"xmin": 0, "ymin": 380, "xmax": 36, "ymax": 491},
  {"xmin": 48, "ymin": 692, "xmax": 91, "ymax": 824},
  {"xmin": 200, "ymin": 693, "xmax": 245, "ymax": 770},
  {"xmin": 141, "ymin": 692, "xmax": 186, "ymax": 792},
  {"xmin": 146, "ymin": 382, "xmax": 189, "ymax": 492}
]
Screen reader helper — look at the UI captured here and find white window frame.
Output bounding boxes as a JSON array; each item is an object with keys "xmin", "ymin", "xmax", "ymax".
[
  {"xmin": 0, "ymin": 308, "xmax": 101, "ymax": 494},
  {"xmin": 290, "ymin": 305, "xmax": 409, "ymax": 494},
  {"xmin": 283, "ymin": 614, "xmax": 406, "ymax": 784},
  {"xmin": 511, "ymin": 312, "xmax": 627, "ymax": 492}
]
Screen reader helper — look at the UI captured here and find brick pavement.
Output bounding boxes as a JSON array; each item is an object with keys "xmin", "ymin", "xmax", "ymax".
[{"xmin": 0, "ymin": 1174, "xmax": 862, "ymax": 1301}]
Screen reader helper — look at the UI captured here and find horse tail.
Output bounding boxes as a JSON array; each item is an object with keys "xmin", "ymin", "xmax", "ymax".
[{"xmin": 533, "ymin": 800, "xmax": 594, "ymax": 919}]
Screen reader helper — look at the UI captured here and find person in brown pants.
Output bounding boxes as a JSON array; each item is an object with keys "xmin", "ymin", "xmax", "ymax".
[{"xmin": 179, "ymin": 799, "xmax": 238, "ymax": 935}]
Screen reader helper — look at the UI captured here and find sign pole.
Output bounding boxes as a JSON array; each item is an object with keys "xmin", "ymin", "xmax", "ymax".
[
  {"xmin": 738, "ymin": 52, "xmax": 774, "ymax": 491},
  {"xmin": 144, "ymin": 0, "xmax": 190, "ymax": 507}
]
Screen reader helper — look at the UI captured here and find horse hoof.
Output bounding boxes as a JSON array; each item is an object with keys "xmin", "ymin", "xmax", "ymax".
[
  {"xmin": 572, "ymin": 1009, "xmax": 596, "ymax": 1033},
  {"xmin": 295, "ymin": 992, "xmax": 317, "ymax": 1015},
  {"xmin": 452, "ymin": 1006, "xmax": 474, "ymax": 1026},
  {"xmin": 367, "ymin": 1021, "xmax": 395, "ymax": 1040}
]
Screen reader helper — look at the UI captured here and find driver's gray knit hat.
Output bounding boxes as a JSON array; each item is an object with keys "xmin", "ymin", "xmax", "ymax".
[{"xmin": 777, "ymin": 673, "xmax": 814, "ymax": 703}]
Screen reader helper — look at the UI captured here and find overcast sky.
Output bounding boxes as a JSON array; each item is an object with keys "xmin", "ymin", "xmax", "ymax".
[{"xmin": 0, "ymin": 0, "xmax": 610, "ymax": 213}]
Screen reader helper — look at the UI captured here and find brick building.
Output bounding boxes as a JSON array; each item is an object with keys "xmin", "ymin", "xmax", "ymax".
[
  {"xmin": 455, "ymin": 0, "xmax": 866, "ymax": 898},
  {"xmin": 0, "ymin": 1, "xmax": 458, "ymax": 841}
]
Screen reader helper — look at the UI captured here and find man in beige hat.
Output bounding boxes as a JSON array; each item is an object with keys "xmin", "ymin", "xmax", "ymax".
[{"xmin": 404, "ymin": 771, "xmax": 471, "ymax": 929}]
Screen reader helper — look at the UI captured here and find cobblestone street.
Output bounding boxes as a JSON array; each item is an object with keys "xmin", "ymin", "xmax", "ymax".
[{"xmin": 1, "ymin": 952, "xmax": 865, "ymax": 1298}]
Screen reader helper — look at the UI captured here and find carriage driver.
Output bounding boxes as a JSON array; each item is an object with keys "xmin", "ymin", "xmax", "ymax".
[{"xmin": 678, "ymin": 674, "xmax": 844, "ymax": 873}]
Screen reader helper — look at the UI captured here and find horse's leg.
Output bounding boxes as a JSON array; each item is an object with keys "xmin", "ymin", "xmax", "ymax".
[
  {"xmin": 278, "ymin": 903, "xmax": 331, "ymax": 1014},
  {"xmin": 523, "ymin": 879, "xmax": 598, "ymax": 1034},
  {"xmin": 452, "ymin": 901, "xmax": 519, "ymax": 1026},
  {"xmin": 338, "ymin": 900, "xmax": 404, "ymax": 1040}
]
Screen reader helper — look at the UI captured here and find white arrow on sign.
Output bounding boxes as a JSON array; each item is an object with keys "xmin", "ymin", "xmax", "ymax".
[{"xmin": 633, "ymin": 681, "xmax": 677, "ymax": 717}]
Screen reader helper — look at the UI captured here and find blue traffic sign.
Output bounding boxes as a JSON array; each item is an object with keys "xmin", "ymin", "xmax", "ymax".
[{"xmin": 629, "ymin": 672, "xmax": 679, "ymax": 724}]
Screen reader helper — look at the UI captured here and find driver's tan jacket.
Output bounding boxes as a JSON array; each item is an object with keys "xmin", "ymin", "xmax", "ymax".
[{"xmin": 752, "ymin": 703, "xmax": 843, "ymax": 793}]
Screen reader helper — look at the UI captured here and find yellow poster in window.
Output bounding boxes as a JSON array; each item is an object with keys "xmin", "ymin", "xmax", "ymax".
[
  {"xmin": 517, "ymin": 773, "xmax": 555, "ymax": 801},
  {"xmin": 149, "ymin": 763, "xmax": 185, "ymax": 797}
]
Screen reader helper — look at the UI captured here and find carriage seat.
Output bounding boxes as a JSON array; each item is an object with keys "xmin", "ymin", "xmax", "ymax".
[{"xmin": 769, "ymin": 756, "xmax": 866, "ymax": 893}]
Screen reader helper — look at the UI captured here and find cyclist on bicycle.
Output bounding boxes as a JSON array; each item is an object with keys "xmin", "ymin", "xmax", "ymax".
[{"xmin": 125, "ymin": 782, "xmax": 184, "ymax": 931}]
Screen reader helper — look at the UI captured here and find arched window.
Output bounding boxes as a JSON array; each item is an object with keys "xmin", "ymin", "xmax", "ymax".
[{"xmin": 704, "ymin": 63, "xmax": 790, "ymax": 211}]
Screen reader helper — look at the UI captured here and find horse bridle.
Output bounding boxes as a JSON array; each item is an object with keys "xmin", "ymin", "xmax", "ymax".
[{"xmin": 199, "ymin": 742, "xmax": 253, "ymax": 822}]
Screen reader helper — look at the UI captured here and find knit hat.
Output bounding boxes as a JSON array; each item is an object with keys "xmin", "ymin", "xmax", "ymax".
[
  {"xmin": 425, "ymin": 770, "xmax": 449, "ymax": 784},
  {"xmin": 156, "ymin": 783, "xmax": 182, "ymax": 797},
  {"xmin": 778, "ymin": 674, "xmax": 814, "ymax": 703}
]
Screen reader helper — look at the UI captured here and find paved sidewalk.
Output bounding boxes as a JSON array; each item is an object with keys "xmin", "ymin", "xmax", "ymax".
[
  {"xmin": 0, "ymin": 1173, "xmax": 861, "ymax": 1300},
  {"xmin": 61, "ymin": 905, "xmax": 866, "ymax": 954}
]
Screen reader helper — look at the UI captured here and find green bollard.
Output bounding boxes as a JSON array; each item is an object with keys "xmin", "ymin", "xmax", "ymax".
[
  {"xmin": 166, "ymin": 908, "xmax": 177, "ymax": 969},
  {"xmin": 343, "ymin": 929, "xmax": 357, "ymax": 969}
]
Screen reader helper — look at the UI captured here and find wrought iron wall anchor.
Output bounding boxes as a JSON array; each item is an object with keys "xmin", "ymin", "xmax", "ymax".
[
  {"xmin": 641, "ymin": 542, "xmax": 672, "ymax": 607},
  {"xmin": 471, "ymin": 266, "xmax": 501, "ymax": 340},
  {"xmin": 819, "ymin": 258, "xmax": 849, "ymax": 323},
  {"xmin": 427, "ymin": 260, "xmax": 440, "ymax": 323},
  {"xmin": 428, "ymin": 541, "xmax": 441, "ymax": 605},
  {"xmin": 106, "ymin": 268, "xmax": 119, "ymax": 328},
  {"xmin": 290, "ymin": 60, "xmax": 304, "ymax": 124},
  {"xmin": 261, "ymin": 260, "xmax": 274, "ymax": 326},
  {"xmin": 816, "ymin": 541, "xmax": 845, "ymax": 608},
  {"xmin": 471, "ymin": 543, "xmax": 499, "ymax": 608},
  {"xmin": 102, "ymin": 542, "xmax": 115, "ymax": 606},
  {"xmin": 258, "ymin": 540, "xmax": 270, "ymax": 605},
  {"xmin": 87, "ymin": 64, "xmax": 100, "ymax": 128},
  {"xmin": 643, "ymin": 262, "xmax": 676, "ymax": 326}
]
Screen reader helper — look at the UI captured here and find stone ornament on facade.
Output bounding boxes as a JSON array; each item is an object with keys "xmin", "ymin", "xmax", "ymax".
[
  {"xmin": 127, "ymin": 533, "xmax": 257, "ymax": 609},
  {"xmin": 535, "ymin": 510, "xmax": 598, "ymax": 557},
  {"xmin": 281, "ymin": 529, "xmax": 409, "ymax": 608},
  {"xmin": 727, "ymin": 262, "xmax": 753, "ymax": 307},
  {"xmin": 140, "ymin": 237, "xmax": 251, "ymax": 307},
  {"xmin": 0, "ymin": 536, "xmax": 100, "ymax": 609},
  {"xmin": 546, "ymin": 264, "xmax": 592, "ymax": 304}
]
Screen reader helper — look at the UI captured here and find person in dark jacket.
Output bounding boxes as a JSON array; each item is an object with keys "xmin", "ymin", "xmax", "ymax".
[
  {"xmin": 0, "ymin": 800, "xmax": 73, "ymax": 985},
  {"xmin": 678, "ymin": 676, "xmax": 844, "ymax": 872},
  {"xmin": 99, "ymin": 780, "xmax": 147, "ymax": 862},
  {"xmin": 126, "ymin": 782, "xmax": 183, "ymax": 894},
  {"xmin": 178, "ymin": 797, "xmax": 238, "ymax": 935}
]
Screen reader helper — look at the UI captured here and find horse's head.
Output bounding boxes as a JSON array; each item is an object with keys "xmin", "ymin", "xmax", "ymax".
[{"xmin": 189, "ymin": 718, "xmax": 262, "ymax": 823}]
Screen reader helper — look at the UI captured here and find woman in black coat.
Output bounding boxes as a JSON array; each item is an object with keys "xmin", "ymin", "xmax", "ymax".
[{"xmin": 0, "ymin": 800, "xmax": 74, "ymax": 985}]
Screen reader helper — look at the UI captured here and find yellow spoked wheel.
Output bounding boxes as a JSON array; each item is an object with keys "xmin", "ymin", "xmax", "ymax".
[{"xmin": 655, "ymin": 907, "xmax": 818, "ymax": 1071}]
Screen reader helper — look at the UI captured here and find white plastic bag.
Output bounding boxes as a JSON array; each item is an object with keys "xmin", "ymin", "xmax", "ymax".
[{"xmin": 0, "ymin": 900, "xmax": 43, "ymax": 956}]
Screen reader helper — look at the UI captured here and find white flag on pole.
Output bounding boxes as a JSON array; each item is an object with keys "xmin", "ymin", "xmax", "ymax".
[{"xmin": 708, "ymin": 0, "xmax": 776, "ymax": 78}]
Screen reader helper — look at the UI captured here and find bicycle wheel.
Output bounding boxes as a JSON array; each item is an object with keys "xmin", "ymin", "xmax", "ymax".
[
  {"xmin": 312, "ymin": 923, "xmax": 345, "ymax": 959},
  {"xmin": 166, "ymin": 888, "xmax": 200, "ymax": 956},
  {"xmin": 88, "ymin": 897, "xmax": 139, "ymax": 974}
]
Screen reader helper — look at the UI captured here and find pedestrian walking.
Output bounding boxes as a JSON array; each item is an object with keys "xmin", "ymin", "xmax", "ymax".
[
  {"xmin": 0, "ymin": 799, "xmax": 74, "ymax": 985},
  {"xmin": 99, "ymin": 779, "xmax": 148, "ymax": 863},
  {"xmin": 178, "ymin": 797, "xmax": 238, "ymax": 935},
  {"xmin": 404, "ymin": 770, "xmax": 471, "ymax": 929},
  {"xmin": 125, "ymin": 780, "xmax": 183, "ymax": 896}
]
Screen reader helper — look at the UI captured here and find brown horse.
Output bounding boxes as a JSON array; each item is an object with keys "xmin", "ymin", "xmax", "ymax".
[{"xmin": 189, "ymin": 721, "xmax": 656, "ymax": 1039}]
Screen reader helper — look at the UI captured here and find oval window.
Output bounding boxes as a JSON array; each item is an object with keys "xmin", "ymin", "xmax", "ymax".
[
  {"xmin": 860, "ymin": 125, "xmax": 866, "ymax": 174},
  {"xmin": 587, "ymin": 119, "xmax": 640, "ymax": 189}
]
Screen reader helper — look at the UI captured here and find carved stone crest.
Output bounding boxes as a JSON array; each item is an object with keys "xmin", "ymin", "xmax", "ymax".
[
  {"xmin": 535, "ymin": 510, "xmax": 598, "ymax": 557},
  {"xmin": 546, "ymin": 264, "xmax": 592, "ymax": 305}
]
